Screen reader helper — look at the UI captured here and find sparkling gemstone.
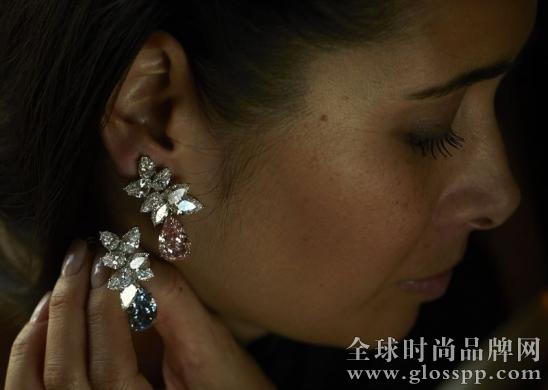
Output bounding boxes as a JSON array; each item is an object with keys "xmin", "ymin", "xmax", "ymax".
[
  {"xmin": 174, "ymin": 194, "xmax": 204, "ymax": 215},
  {"xmin": 120, "ymin": 284, "xmax": 138, "ymax": 309},
  {"xmin": 126, "ymin": 286, "xmax": 157, "ymax": 332},
  {"xmin": 166, "ymin": 184, "xmax": 189, "ymax": 206},
  {"xmin": 129, "ymin": 252, "xmax": 149, "ymax": 269},
  {"xmin": 119, "ymin": 227, "xmax": 140, "ymax": 253},
  {"xmin": 151, "ymin": 168, "xmax": 171, "ymax": 191},
  {"xmin": 138, "ymin": 156, "xmax": 156, "ymax": 178},
  {"xmin": 159, "ymin": 216, "xmax": 191, "ymax": 261},
  {"xmin": 107, "ymin": 267, "xmax": 134, "ymax": 291},
  {"xmin": 136, "ymin": 267, "xmax": 154, "ymax": 281},
  {"xmin": 140, "ymin": 192, "xmax": 164, "ymax": 213},
  {"xmin": 100, "ymin": 251, "xmax": 126, "ymax": 269},
  {"xmin": 99, "ymin": 231, "xmax": 120, "ymax": 251},
  {"xmin": 127, "ymin": 253, "xmax": 154, "ymax": 281},
  {"xmin": 124, "ymin": 178, "xmax": 151, "ymax": 198},
  {"xmin": 152, "ymin": 204, "xmax": 170, "ymax": 226}
]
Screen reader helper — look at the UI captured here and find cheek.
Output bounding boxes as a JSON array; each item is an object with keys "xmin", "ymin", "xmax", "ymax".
[
  {"xmin": 201, "ymin": 120, "xmax": 442, "ymax": 346},
  {"xmin": 244, "ymin": 123, "xmax": 436, "ymax": 316}
]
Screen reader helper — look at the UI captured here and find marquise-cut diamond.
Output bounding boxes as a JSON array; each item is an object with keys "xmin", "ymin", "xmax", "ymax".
[
  {"xmin": 151, "ymin": 168, "xmax": 171, "ymax": 191},
  {"xmin": 166, "ymin": 184, "xmax": 189, "ymax": 206},
  {"xmin": 152, "ymin": 204, "xmax": 169, "ymax": 226},
  {"xmin": 107, "ymin": 267, "xmax": 133, "ymax": 291},
  {"xmin": 138, "ymin": 156, "xmax": 156, "ymax": 178},
  {"xmin": 99, "ymin": 231, "xmax": 121, "ymax": 251},
  {"xmin": 100, "ymin": 251, "xmax": 126, "ymax": 269},
  {"xmin": 124, "ymin": 178, "xmax": 151, "ymax": 198},
  {"xmin": 118, "ymin": 227, "xmax": 140, "ymax": 253},
  {"xmin": 129, "ymin": 253, "xmax": 149, "ymax": 270},
  {"xmin": 136, "ymin": 267, "xmax": 154, "ymax": 281},
  {"xmin": 141, "ymin": 192, "xmax": 164, "ymax": 213}
]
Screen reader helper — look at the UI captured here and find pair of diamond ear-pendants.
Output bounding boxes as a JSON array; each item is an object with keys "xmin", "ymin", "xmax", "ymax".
[{"xmin": 96, "ymin": 155, "xmax": 204, "ymax": 331}]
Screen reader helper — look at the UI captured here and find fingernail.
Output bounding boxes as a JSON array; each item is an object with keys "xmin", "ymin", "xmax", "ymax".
[
  {"xmin": 61, "ymin": 239, "xmax": 87, "ymax": 276},
  {"xmin": 91, "ymin": 256, "xmax": 110, "ymax": 289},
  {"xmin": 30, "ymin": 291, "xmax": 51, "ymax": 323}
]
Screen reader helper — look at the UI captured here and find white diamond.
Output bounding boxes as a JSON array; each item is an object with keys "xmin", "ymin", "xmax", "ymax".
[
  {"xmin": 141, "ymin": 192, "xmax": 165, "ymax": 213},
  {"xmin": 100, "ymin": 251, "xmax": 126, "ymax": 269},
  {"xmin": 124, "ymin": 178, "xmax": 151, "ymax": 198},
  {"xmin": 99, "ymin": 231, "xmax": 120, "ymax": 251},
  {"xmin": 138, "ymin": 156, "xmax": 156, "ymax": 179},
  {"xmin": 129, "ymin": 252, "xmax": 149, "ymax": 270},
  {"xmin": 120, "ymin": 284, "xmax": 138, "ymax": 309},
  {"xmin": 107, "ymin": 267, "xmax": 134, "ymax": 291},
  {"xmin": 151, "ymin": 168, "xmax": 171, "ymax": 191},
  {"xmin": 119, "ymin": 227, "xmax": 140, "ymax": 253},
  {"xmin": 166, "ymin": 184, "xmax": 190, "ymax": 206},
  {"xmin": 174, "ymin": 195, "xmax": 204, "ymax": 215},
  {"xmin": 152, "ymin": 204, "xmax": 169, "ymax": 226},
  {"xmin": 136, "ymin": 267, "xmax": 154, "ymax": 281}
]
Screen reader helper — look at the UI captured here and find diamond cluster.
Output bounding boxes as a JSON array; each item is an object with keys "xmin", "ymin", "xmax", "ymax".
[
  {"xmin": 98, "ymin": 227, "xmax": 154, "ymax": 291},
  {"xmin": 98, "ymin": 227, "xmax": 157, "ymax": 331},
  {"xmin": 123, "ymin": 155, "xmax": 204, "ymax": 226}
]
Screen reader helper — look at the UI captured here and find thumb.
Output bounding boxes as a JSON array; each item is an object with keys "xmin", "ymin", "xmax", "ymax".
[{"xmin": 144, "ymin": 258, "xmax": 276, "ymax": 390}]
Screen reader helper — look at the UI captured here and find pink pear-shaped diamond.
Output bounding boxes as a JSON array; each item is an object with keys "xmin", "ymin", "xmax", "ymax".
[{"xmin": 159, "ymin": 216, "xmax": 191, "ymax": 261}]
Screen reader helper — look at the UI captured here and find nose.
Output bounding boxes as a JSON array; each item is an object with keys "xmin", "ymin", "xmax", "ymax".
[
  {"xmin": 433, "ymin": 99, "xmax": 522, "ymax": 232},
  {"xmin": 466, "ymin": 175, "xmax": 522, "ymax": 231},
  {"xmin": 434, "ymin": 170, "xmax": 521, "ymax": 232}
]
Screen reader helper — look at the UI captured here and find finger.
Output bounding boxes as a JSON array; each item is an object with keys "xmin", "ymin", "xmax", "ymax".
[
  {"xmin": 5, "ymin": 291, "xmax": 51, "ymax": 390},
  {"xmin": 146, "ymin": 259, "xmax": 275, "ymax": 389},
  {"xmin": 44, "ymin": 239, "xmax": 93, "ymax": 389},
  {"xmin": 146, "ymin": 258, "xmax": 224, "ymax": 353},
  {"xmin": 87, "ymin": 254, "xmax": 152, "ymax": 390}
]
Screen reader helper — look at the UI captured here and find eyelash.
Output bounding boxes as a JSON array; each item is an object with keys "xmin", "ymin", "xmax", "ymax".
[{"xmin": 407, "ymin": 128, "xmax": 465, "ymax": 159}]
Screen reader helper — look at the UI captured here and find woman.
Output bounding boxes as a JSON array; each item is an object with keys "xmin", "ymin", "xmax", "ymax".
[{"xmin": 1, "ymin": 0, "xmax": 539, "ymax": 388}]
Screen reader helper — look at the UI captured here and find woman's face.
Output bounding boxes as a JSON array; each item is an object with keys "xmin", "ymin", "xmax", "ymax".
[{"xmin": 132, "ymin": 0, "xmax": 538, "ymax": 348}]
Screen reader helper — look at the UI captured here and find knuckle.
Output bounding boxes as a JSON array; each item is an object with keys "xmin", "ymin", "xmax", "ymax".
[
  {"xmin": 9, "ymin": 326, "xmax": 32, "ymax": 361},
  {"xmin": 90, "ymin": 375, "xmax": 144, "ymax": 390},
  {"xmin": 88, "ymin": 351, "xmax": 111, "ymax": 378},
  {"xmin": 47, "ymin": 290, "xmax": 72, "ymax": 315},
  {"xmin": 89, "ymin": 355, "xmax": 142, "ymax": 390},
  {"xmin": 43, "ymin": 365, "xmax": 78, "ymax": 390}
]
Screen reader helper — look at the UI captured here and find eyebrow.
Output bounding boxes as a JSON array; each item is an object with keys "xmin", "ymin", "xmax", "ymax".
[{"xmin": 405, "ymin": 59, "xmax": 514, "ymax": 100}]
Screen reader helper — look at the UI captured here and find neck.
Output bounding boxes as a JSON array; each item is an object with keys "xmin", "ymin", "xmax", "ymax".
[{"xmin": 210, "ymin": 309, "xmax": 271, "ymax": 347}]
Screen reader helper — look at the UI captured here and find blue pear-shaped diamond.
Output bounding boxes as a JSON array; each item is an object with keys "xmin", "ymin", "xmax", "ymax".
[{"xmin": 126, "ymin": 286, "xmax": 157, "ymax": 332}]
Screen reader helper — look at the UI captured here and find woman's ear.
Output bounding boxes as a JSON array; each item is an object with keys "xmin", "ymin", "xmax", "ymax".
[{"xmin": 100, "ymin": 31, "xmax": 221, "ymax": 182}]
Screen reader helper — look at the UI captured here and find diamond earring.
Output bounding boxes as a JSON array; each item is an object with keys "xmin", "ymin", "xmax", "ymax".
[
  {"xmin": 98, "ymin": 227, "xmax": 157, "ymax": 331},
  {"xmin": 123, "ymin": 155, "xmax": 204, "ymax": 261}
]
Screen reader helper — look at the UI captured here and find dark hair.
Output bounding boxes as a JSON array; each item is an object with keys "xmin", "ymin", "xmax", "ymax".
[{"xmin": 0, "ymin": 0, "xmax": 415, "ymax": 325}]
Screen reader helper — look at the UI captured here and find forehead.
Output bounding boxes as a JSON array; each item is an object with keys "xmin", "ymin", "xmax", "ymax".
[
  {"xmin": 306, "ymin": 0, "xmax": 537, "ymax": 105},
  {"xmin": 412, "ymin": 0, "xmax": 537, "ymax": 70}
]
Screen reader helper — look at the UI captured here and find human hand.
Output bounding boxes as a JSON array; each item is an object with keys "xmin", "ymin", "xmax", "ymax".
[{"xmin": 5, "ymin": 239, "xmax": 276, "ymax": 390}]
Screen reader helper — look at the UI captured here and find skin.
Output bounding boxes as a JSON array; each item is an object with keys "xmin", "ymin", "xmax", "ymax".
[{"xmin": 102, "ymin": 0, "xmax": 535, "ymax": 353}]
